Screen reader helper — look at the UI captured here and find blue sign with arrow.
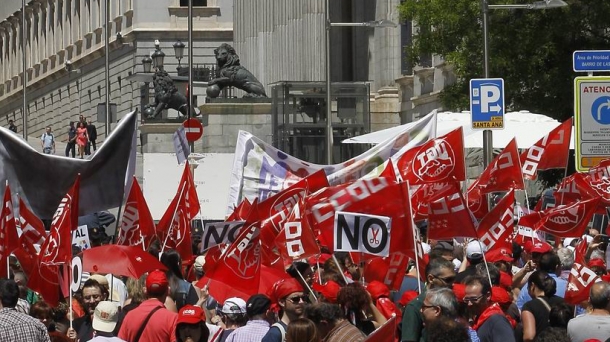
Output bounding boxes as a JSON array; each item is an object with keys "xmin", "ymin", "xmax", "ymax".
[{"xmin": 470, "ymin": 78, "xmax": 505, "ymax": 130}]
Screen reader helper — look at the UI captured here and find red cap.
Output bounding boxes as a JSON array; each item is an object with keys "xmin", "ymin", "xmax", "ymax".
[
  {"xmin": 485, "ymin": 248, "xmax": 513, "ymax": 263},
  {"xmin": 491, "ymin": 286, "xmax": 511, "ymax": 304},
  {"xmin": 499, "ymin": 271, "xmax": 513, "ymax": 290},
  {"xmin": 453, "ymin": 283, "xmax": 466, "ymax": 302},
  {"xmin": 398, "ymin": 290, "xmax": 419, "ymax": 306},
  {"xmin": 366, "ymin": 281, "xmax": 390, "ymax": 301},
  {"xmin": 177, "ymin": 305, "xmax": 205, "ymax": 325},
  {"xmin": 588, "ymin": 258, "xmax": 606, "ymax": 269},
  {"xmin": 146, "ymin": 270, "xmax": 169, "ymax": 295},
  {"xmin": 268, "ymin": 278, "xmax": 303, "ymax": 304},
  {"xmin": 524, "ymin": 240, "xmax": 552, "ymax": 254},
  {"xmin": 312, "ymin": 281, "xmax": 341, "ymax": 303}
]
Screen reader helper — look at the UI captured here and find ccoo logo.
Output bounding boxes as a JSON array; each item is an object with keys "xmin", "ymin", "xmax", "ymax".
[
  {"xmin": 542, "ymin": 205, "xmax": 585, "ymax": 235},
  {"xmin": 412, "ymin": 140, "xmax": 455, "ymax": 182}
]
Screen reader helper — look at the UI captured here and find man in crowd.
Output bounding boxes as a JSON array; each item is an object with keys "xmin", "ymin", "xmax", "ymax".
[
  {"xmin": 8, "ymin": 119, "xmax": 17, "ymax": 133},
  {"xmin": 402, "ymin": 257, "xmax": 456, "ymax": 342},
  {"xmin": 306, "ymin": 302, "xmax": 365, "ymax": 342},
  {"xmin": 421, "ymin": 288, "xmax": 477, "ymax": 342},
  {"xmin": 0, "ymin": 278, "xmax": 50, "ymax": 341},
  {"xmin": 455, "ymin": 240, "xmax": 486, "ymax": 283},
  {"xmin": 70, "ymin": 279, "xmax": 107, "ymax": 341},
  {"xmin": 262, "ymin": 278, "xmax": 305, "ymax": 341},
  {"xmin": 90, "ymin": 301, "xmax": 124, "ymax": 341},
  {"xmin": 86, "ymin": 118, "xmax": 98, "ymax": 155},
  {"xmin": 65, "ymin": 121, "xmax": 77, "ymax": 158},
  {"xmin": 516, "ymin": 251, "xmax": 567, "ymax": 310},
  {"xmin": 118, "ymin": 270, "xmax": 177, "ymax": 342},
  {"xmin": 567, "ymin": 282, "xmax": 610, "ymax": 342},
  {"xmin": 216, "ymin": 297, "xmax": 248, "ymax": 342},
  {"xmin": 464, "ymin": 276, "xmax": 515, "ymax": 342},
  {"xmin": 41, "ymin": 126, "xmax": 55, "ymax": 154},
  {"xmin": 226, "ymin": 294, "xmax": 272, "ymax": 342}
]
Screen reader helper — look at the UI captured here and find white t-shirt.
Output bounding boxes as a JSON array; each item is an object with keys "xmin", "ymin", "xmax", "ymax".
[
  {"xmin": 567, "ymin": 314, "xmax": 610, "ymax": 342},
  {"xmin": 89, "ymin": 337, "xmax": 126, "ymax": 342}
]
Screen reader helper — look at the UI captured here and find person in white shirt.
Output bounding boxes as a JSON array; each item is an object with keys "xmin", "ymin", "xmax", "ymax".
[{"xmin": 89, "ymin": 301, "xmax": 125, "ymax": 342}]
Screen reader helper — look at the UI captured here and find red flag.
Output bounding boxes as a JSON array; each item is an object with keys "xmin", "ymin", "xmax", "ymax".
[
  {"xmin": 362, "ymin": 252, "xmax": 409, "ymax": 291},
  {"xmin": 39, "ymin": 175, "xmax": 80, "ymax": 266},
  {"xmin": 28, "ymin": 261, "xmax": 60, "ymax": 306},
  {"xmin": 364, "ymin": 315, "xmax": 397, "ymax": 342},
  {"xmin": 553, "ymin": 174, "xmax": 582, "ymax": 207},
  {"xmin": 0, "ymin": 184, "xmax": 18, "ymax": 277},
  {"xmin": 477, "ymin": 190, "xmax": 515, "ymax": 253},
  {"xmin": 306, "ymin": 178, "xmax": 414, "ymax": 255},
  {"xmin": 467, "ymin": 182, "xmax": 489, "ymax": 220},
  {"xmin": 411, "ymin": 182, "xmax": 450, "ymax": 222},
  {"xmin": 398, "ymin": 127, "xmax": 466, "ymax": 184},
  {"xmin": 520, "ymin": 118, "xmax": 572, "ymax": 180},
  {"xmin": 427, "ymin": 182, "xmax": 477, "ymax": 240},
  {"xmin": 18, "ymin": 197, "xmax": 46, "ymax": 245},
  {"xmin": 518, "ymin": 196, "xmax": 601, "ymax": 238},
  {"xmin": 205, "ymin": 222, "xmax": 262, "ymax": 296},
  {"xmin": 157, "ymin": 163, "xmax": 200, "ymax": 259},
  {"xmin": 476, "ymin": 139, "xmax": 525, "ymax": 193},
  {"xmin": 574, "ymin": 159, "xmax": 610, "ymax": 212},
  {"xmin": 13, "ymin": 236, "xmax": 38, "ymax": 275},
  {"xmin": 565, "ymin": 240, "xmax": 600, "ymax": 305},
  {"xmin": 117, "ymin": 177, "xmax": 156, "ymax": 249},
  {"xmin": 274, "ymin": 199, "xmax": 320, "ymax": 266},
  {"xmin": 257, "ymin": 169, "xmax": 329, "ymax": 247},
  {"xmin": 227, "ymin": 198, "xmax": 253, "ymax": 221}
]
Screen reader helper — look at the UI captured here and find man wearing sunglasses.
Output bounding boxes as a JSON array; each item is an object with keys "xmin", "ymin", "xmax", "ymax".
[
  {"xmin": 401, "ymin": 258, "xmax": 455, "ymax": 342},
  {"xmin": 464, "ymin": 276, "xmax": 515, "ymax": 342},
  {"xmin": 262, "ymin": 278, "xmax": 306, "ymax": 342}
]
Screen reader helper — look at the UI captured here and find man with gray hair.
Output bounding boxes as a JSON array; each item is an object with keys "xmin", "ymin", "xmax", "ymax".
[
  {"xmin": 567, "ymin": 281, "xmax": 610, "ymax": 342},
  {"xmin": 555, "ymin": 247, "xmax": 574, "ymax": 281},
  {"xmin": 421, "ymin": 288, "xmax": 479, "ymax": 342}
]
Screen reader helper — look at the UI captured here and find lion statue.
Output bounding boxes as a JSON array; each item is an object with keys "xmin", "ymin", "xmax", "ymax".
[
  {"xmin": 207, "ymin": 43, "xmax": 267, "ymax": 98},
  {"xmin": 144, "ymin": 69, "xmax": 189, "ymax": 119}
]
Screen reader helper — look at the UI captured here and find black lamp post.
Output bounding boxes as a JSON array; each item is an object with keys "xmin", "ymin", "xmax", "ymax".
[
  {"xmin": 151, "ymin": 42, "xmax": 165, "ymax": 70},
  {"xmin": 173, "ymin": 40, "xmax": 185, "ymax": 72},
  {"xmin": 142, "ymin": 56, "xmax": 153, "ymax": 73}
]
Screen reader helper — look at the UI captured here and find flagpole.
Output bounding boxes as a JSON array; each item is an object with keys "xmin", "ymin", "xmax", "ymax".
[
  {"xmin": 112, "ymin": 177, "xmax": 133, "ymax": 244},
  {"xmin": 331, "ymin": 255, "xmax": 350, "ymax": 284},
  {"xmin": 295, "ymin": 268, "xmax": 318, "ymax": 302},
  {"xmin": 404, "ymin": 181, "xmax": 422, "ymax": 294},
  {"xmin": 161, "ymin": 180, "xmax": 188, "ymax": 255},
  {"xmin": 69, "ymin": 262, "xmax": 73, "ymax": 330}
]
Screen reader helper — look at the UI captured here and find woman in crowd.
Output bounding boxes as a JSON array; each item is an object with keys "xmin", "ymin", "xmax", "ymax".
[
  {"xmin": 76, "ymin": 121, "xmax": 88, "ymax": 159},
  {"xmin": 336, "ymin": 282, "xmax": 387, "ymax": 335},
  {"xmin": 161, "ymin": 249, "xmax": 200, "ymax": 311},
  {"xmin": 520, "ymin": 271, "xmax": 565, "ymax": 342},
  {"xmin": 286, "ymin": 318, "xmax": 319, "ymax": 342}
]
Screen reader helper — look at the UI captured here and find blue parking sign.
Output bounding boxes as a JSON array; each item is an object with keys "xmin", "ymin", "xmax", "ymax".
[{"xmin": 470, "ymin": 78, "xmax": 505, "ymax": 130}]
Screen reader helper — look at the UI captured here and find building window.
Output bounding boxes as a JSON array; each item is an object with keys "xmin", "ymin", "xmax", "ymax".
[{"xmin": 180, "ymin": 0, "xmax": 207, "ymax": 6}]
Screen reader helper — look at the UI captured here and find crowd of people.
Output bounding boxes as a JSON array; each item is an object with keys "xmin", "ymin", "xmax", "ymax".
[
  {"xmin": 2, "ymin": 227, "xmax": 610, "ymax": 342},
  {"xmin": 40, "ymin": 114, "xmax": 97, "ymax": 158}
]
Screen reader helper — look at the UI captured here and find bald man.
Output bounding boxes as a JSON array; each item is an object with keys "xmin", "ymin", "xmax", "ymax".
[{"xmin": 567, "ymin": 282, "xmax": 610, "ymax": 342}]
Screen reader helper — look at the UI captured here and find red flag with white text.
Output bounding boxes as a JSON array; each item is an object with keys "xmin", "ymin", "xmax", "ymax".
[
  {"xmin": 427, "ymin": 182, "xmax": 477, "ymax": 240},
  {"xmin": 274, "ymin": 199, "xmax": 320, "ymax": 267},
  {"xmin": 18, "ymin": 197, "xmax": 46, "ymax": 245},
  {"xmin": 553, "ymin": 173, "xmax": 582, "ymax": 207},
  {"xmin": 227, "ymin": 198, "xmax": 253, "ymax": 221},
  {"xmin": 156, "ymin": 163, "xmax": 200, "ymax": 259},
  {"xmin": 476, "ymin": 139, "xmax": 525, "ymax": 193},
  {"xmin": 518, "ymin": 196, "xmax": 601, "ymax": 238},
  {"xmin": 117, "ymin": 177, "xmax": 156, "ymax": 249},
  {"xmin": 39, "ymin": 175, "xmax": 80, "ymax": 266},
  {"xmin": 565, "ymin": 239, "xmax": 601, "ymax": 305},
  {"xmin": 398, "ymin": 127, "xmax": 466, "ymax": 184},
  {"xmin": 520, "ymin": 118, "xmax": 572, "ymax": 180},
  {"xmin": 477, "ymin": 190, "xmax": 515, "ymax": 253},
  {"xmin": 411, "ymin": 182, "xmax": 450, "ymax": 222},
  {"xmin": 467, "ymin": 182, "xmax": 489, "ymax": 220}
]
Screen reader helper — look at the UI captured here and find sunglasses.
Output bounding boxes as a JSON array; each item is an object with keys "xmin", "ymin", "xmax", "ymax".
[
  {"xmin": 420, "ymin": 304, "xmax": 438, "ymax": 311},
  {"xmin": 463, "ymin": 294, "xmax": 485, "ymax": 303},
  {"xmin": 287, "ymin": 296, "xmax": 308, "ymax": 304}
]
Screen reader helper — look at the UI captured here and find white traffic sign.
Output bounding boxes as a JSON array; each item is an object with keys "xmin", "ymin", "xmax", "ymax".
[
  {"xmin": 574, "ymin": 76, "xmax": 610, "ymax": 171},
  {"xmin": 470, "ymin": 78, "xmax": 505, "ymax": 129}
]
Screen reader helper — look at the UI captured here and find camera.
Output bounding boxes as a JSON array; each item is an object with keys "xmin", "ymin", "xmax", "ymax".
[{"xmin": 64, "ymin": 60, "xmax": 73, "ymax": 72}]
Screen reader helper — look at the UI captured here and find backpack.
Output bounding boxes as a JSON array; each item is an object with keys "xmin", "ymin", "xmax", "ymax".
[
  {"xmin": 271, "ymin": 322, "xmax": 287, "ymax": 342},
  {"xmin": 174, "ymin": 279, "xmax": 191, "ymax": 310}
]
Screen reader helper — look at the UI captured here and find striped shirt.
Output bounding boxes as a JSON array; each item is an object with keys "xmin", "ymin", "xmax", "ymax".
[
  {"xmin": 324, "ymin": 320, "xmax": 365, "ymax": 342},
  {"xmin": 225, "ymin": 319, "xmax": 270, "ymax": 342},
  {"xmin": 0, "ymin": 308, "xmax": 51, "ymax": 342}
]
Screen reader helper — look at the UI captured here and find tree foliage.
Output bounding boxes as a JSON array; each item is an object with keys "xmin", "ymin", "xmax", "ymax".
[{"xmin": 399, "ymin": 0, "xmax": 610, "ymax": 121}]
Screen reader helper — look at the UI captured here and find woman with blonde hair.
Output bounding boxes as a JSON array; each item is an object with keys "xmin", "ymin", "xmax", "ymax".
[{"xmin": 286, "ymin": 318, "xmax": 319, "ymax": 342}]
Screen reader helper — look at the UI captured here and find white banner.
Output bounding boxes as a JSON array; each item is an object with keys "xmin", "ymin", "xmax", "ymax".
[
  {"xmin": 173, "ymin": 126, "xmax": 190, "ymax": 165},
  {"xmin": 70, "ymin": 257, "xmax": 83, "ymax": 293},
  {"xmin": 200, "ymin": 221, "xmax": 246, "ymax": 252},
  {"xmin": 72, "ymin": 225, "xmax": 91, "ymax": 252},
  {"xmin": 226, "ymin": 110, "xmax": 437, "ymax": 213},
  {"xmin": 334, "ymin": 211, "xmax": 391, "ymax": 257}
]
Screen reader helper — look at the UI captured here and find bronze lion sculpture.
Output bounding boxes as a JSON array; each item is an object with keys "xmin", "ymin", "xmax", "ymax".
[{"xmin": 207, "ymin": 43, "xmax": 267, "ymax": 98}]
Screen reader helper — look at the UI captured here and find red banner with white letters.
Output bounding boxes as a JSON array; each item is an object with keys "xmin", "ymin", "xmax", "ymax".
[
  {"xmin": 427, "ymin": 182, "xmax": 477, "ymax": 239},
  {"xmin": 477, "ymin": 139, "xmax": 525, "ymax": 193},
  {"xmin": 477, "ymin": 190, "xmax": 515, "ymax": 253},
  {"xmin": 520, "ymin": 118, "xmax": 572, "ymax": 180}
]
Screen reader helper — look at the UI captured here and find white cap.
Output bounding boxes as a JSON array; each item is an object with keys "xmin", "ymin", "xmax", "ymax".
[
  {"xmin": 92, "ymin": 301, "xmax": 119, "ymax": 333},
  {"xmin": 194, "ymin": 255, "xmax": 206, "ymax": 273},
  {"xmin": 466, "ymin": 240, "xmax": 487, "ymax": 259},
  {"xmin": 563, "ymin": 238, "xmax": 576, "ymax": 248},
  {"xmin": 421, "ymin": 243, "xmax": 431, "ymax": 255},
  {"xmin": 221, "ymin": 297, "xmax": 247, "ymax": 315}
]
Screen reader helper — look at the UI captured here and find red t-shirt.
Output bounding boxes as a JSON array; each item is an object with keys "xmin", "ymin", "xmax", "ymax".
[{"xmin": 118, "ymin": 299, "xmax": 177, "ymax": 342}]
